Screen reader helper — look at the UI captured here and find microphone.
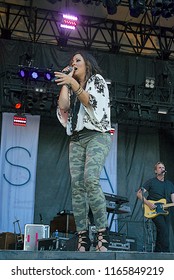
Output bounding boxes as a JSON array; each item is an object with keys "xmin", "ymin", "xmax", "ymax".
[
  {"xmin": 51, "ymin": 66, "xmax": 73, "ymax": 82},
  {"xmin": 162, "ymin": 170, "xmax": 167, "ymax": 173}
]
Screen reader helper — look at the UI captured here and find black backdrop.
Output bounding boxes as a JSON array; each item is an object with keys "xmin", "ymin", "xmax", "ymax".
[{"xmin": 0, "ymin": 39, "xmax": 174, "ymax": 252}]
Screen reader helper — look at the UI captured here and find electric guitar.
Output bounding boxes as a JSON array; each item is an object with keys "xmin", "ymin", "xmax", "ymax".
[{"xmin": 144, "ymin": 198, "xmax": 174, "ymax": 218}]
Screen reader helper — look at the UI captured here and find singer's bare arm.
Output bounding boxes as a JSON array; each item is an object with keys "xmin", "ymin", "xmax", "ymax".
[{"xmin": 137, "ymin": 188, "xmax": 156, "ymax": 209}]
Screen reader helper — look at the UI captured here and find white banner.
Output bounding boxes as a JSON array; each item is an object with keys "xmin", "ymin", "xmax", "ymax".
[
  {"xmin": 100, "ymin": 124, "xmax": 118, "ymax": 231},
  {"xmin": 0, "ymin": 113, "xmax": 40, "ymax": 234},
  {"xmin": 100, "ymin": 123, "xmax": 117, "ymax": 194}
]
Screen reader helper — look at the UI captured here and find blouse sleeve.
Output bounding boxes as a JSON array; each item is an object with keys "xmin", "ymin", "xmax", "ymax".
[
  {"xmin": 84, "ymin": 74, "xmax": 111, "ymax": 130},
  {"xmin": 56, "ymin": 107, "xmax": 68, "ymax": 128}
]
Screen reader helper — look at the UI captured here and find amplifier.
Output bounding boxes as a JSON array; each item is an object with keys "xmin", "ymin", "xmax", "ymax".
[
  {"xmin": 108, "ymin": 232, "xmax": 137, "ymax": 251},
  {"xmin": 0, "ymin": 232, "xmax": 16, "ymax": 250},
  {"xmin": 38, "ymin": 237, "xmax": 69, "ymax": 251},
  {"xmin": 109, "ymin": 231, "xmax": 126, "ymax": 244},
  {"xmin": 38, "ymin": 237, "xmax": 59, "ymax": 251},
  {"xmin": 109, "ymin": 241, "xmax": 130, "ymax": 251}
]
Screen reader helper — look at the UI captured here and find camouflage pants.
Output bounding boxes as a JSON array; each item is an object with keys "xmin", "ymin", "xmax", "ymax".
[{"xmin": 69, "ymin": 131, "xmax": 112, "ymax": 232}]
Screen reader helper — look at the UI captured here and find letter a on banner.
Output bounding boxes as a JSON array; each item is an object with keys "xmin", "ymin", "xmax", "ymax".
[{"xmin": 0, "ymin": 113, "xmax": 40, "ymax": 233}]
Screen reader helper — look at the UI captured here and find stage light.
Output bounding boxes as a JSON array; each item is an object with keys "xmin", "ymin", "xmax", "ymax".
[
  {"xmin": 44, "ymin": 72, "xmax": 52, "ymax": 81},
  {"xmin": 161, "ymin": 8, "xmax": 172, "ymax": 17},
  {"xmin": 13, "ymin": 114, "xmax": 27, "ymax": 127},
  {"xmin": 102, "ymin": 0, "xmax": 121, "ymax": 15},
  {"xmin": 27, "ymin": 101, "xmax": 34, "ymax": 109},
  {"xmin": 154, "ymin": 0, "xmax": 163, "ymax": 7},
  {"xmin": 15, "ymin": 102, "xmax": 22, "ymax": 110},
  {"xmin": 109, "ymin": 128, "xmax": 115, "ymax": 135},
  {"xmin": 158, "ymin": 108, "xmax": 168, "ymax": 114},
  {"xmin": 106, "ymin": 79, "xmax": 112, "ymax": 85},
  {"xmin": 60, "ymin": 14, "xmax": 78, "ymax": 30},
  {"xmin": 18, "ymin": 69, "xmax": 27, "ymax": 79},
  {"xmin": 129, "ymin": 0, "xmax": 145, "ymax": 18},
  {"xmin": 35, "ymin": 87, "xmax": 46, "ymax": 93},
  {"xmin": 39, "ymin": 102, "xmax": 46, "ymax": 110},
  {"xmin": 163, "ymin": 0, "xmax": 173, "ymax": 9},
  {"xmin": 145, "ymin": 77, "xmax": 155, "ymax": 89},
  {"xmin": 30, "ymin": 70, "xmax": 39, "ymax": 79},
  {"xmin": 151, "ymin": 7, "xmax": 162, "ymax": 16}
]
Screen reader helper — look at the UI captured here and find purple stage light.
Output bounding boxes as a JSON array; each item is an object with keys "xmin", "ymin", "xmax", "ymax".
[
  {"xmin": 45, "ymin": 72, "xmax": 52, "ymax": 81},
  {"xmin": 31, "ymin": 71, "xmax": 39, "ymax": 79},
  {"xmin": 18, "ymin": 69, "xmax": 26, "ymax": 78},
  {"xmin": 60, "ymin": 14, "xmax": 78, "ymax": 30}
]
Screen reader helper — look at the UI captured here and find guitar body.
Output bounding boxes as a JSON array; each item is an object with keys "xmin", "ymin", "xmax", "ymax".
[{"xmin": 144, "ymin": 199, "xmax": 169, "ymax": 218}]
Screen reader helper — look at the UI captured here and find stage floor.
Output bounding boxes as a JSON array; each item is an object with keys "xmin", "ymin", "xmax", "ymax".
[{"xmin": 0, "ymin": 250, "xmax": 174, "ymax": 260}]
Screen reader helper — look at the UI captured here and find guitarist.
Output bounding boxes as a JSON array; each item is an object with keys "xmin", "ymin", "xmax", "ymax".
[{"xmin": 137, "ymin": 161, "xmax": 174, "ymax": 252}]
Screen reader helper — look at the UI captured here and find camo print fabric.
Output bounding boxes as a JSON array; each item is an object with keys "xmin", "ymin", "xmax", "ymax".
[{"xmin": 69, "ymin": 131, "xmax": 112, "ymax": 231}]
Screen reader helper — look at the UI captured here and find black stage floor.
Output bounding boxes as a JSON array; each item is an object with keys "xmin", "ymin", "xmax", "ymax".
[{"xmin": 0, "ymin": 250, "xmax": 174, "ymax": 260}]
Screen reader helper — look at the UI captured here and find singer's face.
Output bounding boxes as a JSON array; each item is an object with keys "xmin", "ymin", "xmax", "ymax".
[
  {"xmin": 155, "ymin": 163, "xmax": 165, "ymax": 175},
  {"xmin": 71, "ymin": 54, "xmax": 86, "ymax": 80}
]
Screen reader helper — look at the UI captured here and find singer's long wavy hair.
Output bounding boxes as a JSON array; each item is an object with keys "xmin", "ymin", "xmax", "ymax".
[{"xmin": 70, "ymin": 51, "xmax": 102, "ymax": 85}]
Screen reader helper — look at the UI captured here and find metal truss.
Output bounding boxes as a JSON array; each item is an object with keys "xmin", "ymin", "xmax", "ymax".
[
  {"xmin": 2, "ymin": 64, "xmax": 59, "ymax": 117},
  {"xmin": 2, "ymin": 64, "xmax": 174, "ymax": 128},
  {"xmin": 110, "ymin": 80, "xmax": 174, "ymax": 127},
  {"xmin": 0, "ymin": 1, "xmax": 174, "ymax": 58}
]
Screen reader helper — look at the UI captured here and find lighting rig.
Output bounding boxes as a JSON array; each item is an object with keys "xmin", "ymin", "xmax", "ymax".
[{"xmin": 2, "ymin": 65, "xmax": 59, "ymax": 117}]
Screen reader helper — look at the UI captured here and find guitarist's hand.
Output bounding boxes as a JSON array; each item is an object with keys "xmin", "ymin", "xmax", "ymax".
[{"xmin": 147, "ymin": 201, "xmax": 156, "ymax": 210}]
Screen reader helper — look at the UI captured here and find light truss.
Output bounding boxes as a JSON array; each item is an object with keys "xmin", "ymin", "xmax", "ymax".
[
  {"xmin": 110, "ymin": 81, "xmax": 174, "ymax": 127},
  {"xmin": 2, "ymin": 64, "xmax": 174, "ymax": 128},
  {"xmin": 0, "ymin": 1, "xmax": 174, "ymax": 58}
]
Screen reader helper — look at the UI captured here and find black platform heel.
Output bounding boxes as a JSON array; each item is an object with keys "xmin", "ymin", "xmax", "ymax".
[
  {"xmin": 77, "ymin": 231, "xmax": 91, "ymax": 252},
  {"xmin": 96, "ymin": 228, "xmax": 110, "ymax": 252}
]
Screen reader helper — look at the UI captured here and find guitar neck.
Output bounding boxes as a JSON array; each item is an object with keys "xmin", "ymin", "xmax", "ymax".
[{"xmin": 164, "ymin": 203, "xmax": 174, "ymax": 208}]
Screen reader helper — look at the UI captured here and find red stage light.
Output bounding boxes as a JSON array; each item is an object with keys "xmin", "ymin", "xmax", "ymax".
[
  {"xmin": 13, "ymin": 115, "xmax": 27, "ymax": 127},
  {"xmin": 15, "ymin": 102, "xmax": 22, "ymax": 109}
]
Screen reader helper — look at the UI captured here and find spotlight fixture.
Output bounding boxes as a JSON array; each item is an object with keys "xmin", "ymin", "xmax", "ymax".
[
  {"xmin": 161, "ymin": 8, "xmax": 172, "ymax": 18},
  {"xmin": 60, "ymin": 14, "xmax": 78, "ymax": 30},
  {"xmin": 18, "ymin": 69, "xmax": 27, "ymax": 79},
  {"xmin": 162, "ymin": 0, "xmax": 173, "ymax": 9},
  {"xmin": 154, "ymin": 0, "xmax": 163, "ymax": 7},
  {"xmin": 151, "ymin": 6, "xmax": 162, "ymax": 16},
  {"xmin": 35, "ymin": 87, "xmax": 46, "ymax": 93},
  {"xmin": 158, "ymin": 108, "xmax": 168, "ymax": 114},
  {"xmin": 14, "ymin": 101, "xmax": 22, "ymax": 110},
  {"xmin": 106, "ymin": 79, "xmax": 112, "ymax": 85},
  {"xmin": 30, "ymin": 70, "xmax": 39, "ymax": 79},
  {"xmin": 13, "ymin": 114, "xmax": 27, "ymax": 127},
  {"xmin": 44, "ymin": 72, "xmax": 52, "ymax": 81},
  {"xmin": 129, "ymin": 0, "xmax": 145, "ymax": 18},
  {"xmin": 145, "ymin": 77, "xmax": 155, "ymax": 89},
  {"xmin": 102, "ymin": 0, "xmax": 121, "ymax": 15}
]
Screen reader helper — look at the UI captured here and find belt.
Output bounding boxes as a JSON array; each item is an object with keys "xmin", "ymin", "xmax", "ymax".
[{"xmin": 70, "ymin": 128, "xmax": 110, "ymax": 142}]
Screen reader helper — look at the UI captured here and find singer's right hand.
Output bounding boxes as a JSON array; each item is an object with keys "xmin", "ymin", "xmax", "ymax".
[{"xmin": 54, "ymin": 71, "xmax": 73, "ymax": 87}]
